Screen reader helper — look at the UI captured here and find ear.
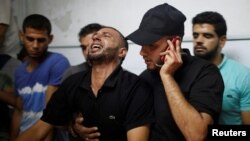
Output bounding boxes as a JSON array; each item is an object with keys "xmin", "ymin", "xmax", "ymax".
[
  {"xmin": 19, "ymin": 31, "xmax": 24, "ymax": 43},
  {"xmin": 118, "ymin": 47, "xmax": 128, "ymax": 60},
  {"xmin": 219, "ymin": 35, "xmax": 227, "ymax": 49},
  {"xmin": 48, "ymin": 34, "xmax": 54, "ymax": 44}
]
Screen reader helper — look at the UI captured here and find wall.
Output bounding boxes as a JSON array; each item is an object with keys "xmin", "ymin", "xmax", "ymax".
[
  {"xmin": 17, "ymin": 0, "xmax": 250, "ymax": 75},
  {"xmin": 24, "ymin": 0, "xmax": 250, "ymax": 46},
  {"xmin": 49, "ymin": 39, "xmax": 250, "ymax": 75}
]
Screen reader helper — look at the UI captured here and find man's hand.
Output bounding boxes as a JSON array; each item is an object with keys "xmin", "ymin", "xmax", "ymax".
[
  {"xmin": 73, "ymin": 114, "xmax": 101, "ymax": 141},
  {"xmin": 160, "ymin": 39, "xmax": 183, "ymax": 76}
]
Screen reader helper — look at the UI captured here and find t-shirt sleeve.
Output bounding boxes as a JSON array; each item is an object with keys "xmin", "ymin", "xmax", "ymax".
[
  {"xmin": 41, "ymin": 80, "xmax": 73, "ymax": 126},
  {"xmin": 189, "ymin": 64, "xmax": 224, "ymax": 120},
  {"xmin": 124, "ymin": 80, "xmax": 155, "ymax": 131},
  {"xmin": 240, "ymin": 71, "xmax": 250, "ymax": 111},
  {"xmin": 48, "ymin": 55, "xmax": 70, "ymax": 86}
]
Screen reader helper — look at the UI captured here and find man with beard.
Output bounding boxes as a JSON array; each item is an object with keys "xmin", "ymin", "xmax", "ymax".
[
  {"xmin": 73, "ymin": 4, "xmax": 225, "ymax": 141},
  {"xmin": 11, "ymin": 14, "xmax": 70, "ymax": 140},
  {"xmin": 14, "ymin": 27, "xmax": 154, "ymax": 141},
  {"xmin": 126, "ymin": 3, "xmax": 224, "ymax": 141},
  {"xmin": 192, "ymin": 11, "xmax": 250, "ymax": 125}
]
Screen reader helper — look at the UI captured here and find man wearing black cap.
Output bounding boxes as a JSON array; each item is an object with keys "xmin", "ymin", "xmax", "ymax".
[{"xmin": 126, "ymin": 3, "xmax": 224, "ymax": 141}]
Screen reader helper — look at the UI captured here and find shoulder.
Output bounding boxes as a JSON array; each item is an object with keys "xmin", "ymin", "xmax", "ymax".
[
  {"xmin": 63, "ymin": 69, "xmax": 89, "ymax": 83},
  {"xmin": 46, "ymin": 52, "xmax": 70, "ymax": 65},
  {"xmin": 121, "ymin": 69, "xmax": 142, "ymax": 82},
  {"xmin": 121, "ymin": 69, "xmax": 152, "ymax": 89},
  {"xmin": 223, "ymin": 56, "xmax": 250, "ymax": 71},
  {"xmin": 183, "ymin": 55, "xmax": 219, "ymax": 74},
  {"xmin": 47, "ymin": 52, "xmax": 68, "ymax": 60}
]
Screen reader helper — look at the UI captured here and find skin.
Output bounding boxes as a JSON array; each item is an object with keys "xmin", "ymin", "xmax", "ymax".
[
  {"xmin": 74, "ymin": 35, "xmax": 213, "ymax": 141},
  {"xmin": 15, "ymin": 27, "xmax": 149, "ymax": 141},
  {"xmin": 0, "ymin": 84, "xmax": 20, "ymax": 108},
  {"xmin": 80, "ymin": 33, "xmax": 94, "ymax": 59},
  {"xmin": 193, "ymin": 23, "xmax": 250, "ymax": 125},
  {"xmin": 192, "ymin": 24, "xmax": 226, "ymax": 65},
  {"xmin": 0, "ymin": 23, "xmax": 8, "ymax": 47},
  {"xmin": 140, "ymin": 36, "xmax": 172, "ymax": 70},
  {"xmin": 136, "ymin": 35, "xmax": 213, "ymax": 141},
  {"xmin": 11, "ymin": 27, "xmax": 56, "ymax": 141}
]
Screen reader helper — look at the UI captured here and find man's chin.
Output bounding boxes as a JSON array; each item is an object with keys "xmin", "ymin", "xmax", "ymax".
[{"xmin": 147, "ymin": 64, "xmax": 158, "ymax": 71}]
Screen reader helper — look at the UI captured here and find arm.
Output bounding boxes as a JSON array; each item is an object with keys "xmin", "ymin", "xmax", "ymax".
[
  {"xmin": 73, "ymin": 113, "xmax": 151, "ymax": 141},
  {"xmin": 160, "ymin": 75, "xmax": 212, "ymax": 141},
  {"xmin": 10, "ymin": 96, "xmax": 23, "ymax": 141},
  {"xmin": 241, "ymin": 73, "xmax": 250, "ymax": 125},
  {"xmin": 73, "ymin": 114, "xmax": 100, "ymax": 140},
  {"xmin": 0, "ymin": 23, "xmax": 8, "ymax": 47},
  {"xmin": 42, "ymin": 85, "xmax": 58, "ymax": 141},
  {"xmin": 45, "ymin": 85, "xmax": 58, "ymax": 105},
  {"xmin": 242, "ymin": 111, "xmax": 250, "ymax": 124},
  {"xmin": 0, "ymin": 86, "xmax": 17, "ymax": 107},
  {"xmin": 160, "ymin": 40, "xmax": 213, "ymax": 141},
  {"xmin": 0, "ymin": 72, "xmax": 17, "ymax": 107},
  {"xmin": 127, "ymin": 124, "xmax": 150, "ymax": 141},
  {"xmin": 14, "ymin": 120, "xmax": 53, "ymax": 141}
]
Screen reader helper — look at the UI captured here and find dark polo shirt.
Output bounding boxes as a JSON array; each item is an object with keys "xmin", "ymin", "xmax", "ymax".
[
  {"xmin": 41, "ymin": 66, "xmax": 154, "ymax": 141},
  {"xmin": 140, "ymin": 50, "xmax": 224, "ymax": 141}
]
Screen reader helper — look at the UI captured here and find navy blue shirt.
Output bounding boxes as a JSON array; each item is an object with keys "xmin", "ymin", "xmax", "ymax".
[{"xmin": 42, "ymin": 66, "xmax": 154, "ymax": 141}]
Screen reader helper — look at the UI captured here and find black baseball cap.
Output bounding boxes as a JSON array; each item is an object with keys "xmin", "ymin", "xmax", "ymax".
[{"xmin": 127, "ymin": 3, "xmax": 186, "ymax": 45}]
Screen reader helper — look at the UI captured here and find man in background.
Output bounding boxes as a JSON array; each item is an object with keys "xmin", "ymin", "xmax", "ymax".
[
  {"xmin": 11, "ymin": 14, "xmax": 70, "ymax": 140},
  {"xmin": 62, "ymin": 23, "xmax": 103, "ymax": 81},
  {"xmin": 0, "ymin": 0, "xmax": 21, "ymax": 58},
  {"xmin": 126, "ymin": 3, "xmax": 224, "ymax": 141},
  {"xmin": 192, "ymin": 11, "xmax": 250, "ymax": 125}
]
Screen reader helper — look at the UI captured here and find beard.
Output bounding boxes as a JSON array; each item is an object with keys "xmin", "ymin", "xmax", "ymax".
[
  {"xmin": 88, "ymin": 47, "xmax": 119, "ymax": 65},
  {"xmin": 194, "ymin": 44, "xmax": 219, "ymax": 61}
]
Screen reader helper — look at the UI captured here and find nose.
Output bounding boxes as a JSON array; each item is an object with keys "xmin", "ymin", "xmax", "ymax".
[
  {"xmin": 193, "ymin": 35, "xmax": 204, "ymax": 45},
  {"xmin": 92, "ymin": 32, "xmax": 100, "ymax": 41},
  {"xmin": 195, "ymin": 35, "xmax": 204, "ymax": 42},
  {"xmin": 140, "ymin": 46, "xmax": 147, "ymax": 57},
  {"xmin": 31, "ymin": 40, "xmax": 39, "ymax": 49}
]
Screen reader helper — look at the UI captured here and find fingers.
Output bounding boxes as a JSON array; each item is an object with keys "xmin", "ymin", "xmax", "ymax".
[
  {"xmin": 73, "ymin": 116, "xmax": 100, "ymax": 140},
  {"xmin": 85, "ymin": 138, "xmax": 99, "ymax": 141},
  {"xmin": 160, "ymin": 39, "xmax": 183, "ymax": 75},
  {"xmin": 84, "ymin": 131, "xmax": 101, "ymax": 140}
]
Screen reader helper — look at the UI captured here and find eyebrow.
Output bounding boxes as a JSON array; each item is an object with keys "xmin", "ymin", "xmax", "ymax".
[
  {"xmin": 80, "ymin": 44, "xmax": 87, "ymax": 49},
  {"xmin": 25, "ymin": 36, "xmax": 47, "ymax": 42}
]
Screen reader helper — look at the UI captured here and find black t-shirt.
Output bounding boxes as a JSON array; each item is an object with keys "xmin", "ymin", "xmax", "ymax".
[
  {"xmin": 140, "ymin": 53, "xmax": 224, "ymax": 141},
  {"xmin": 41, "ymin": 66, "xmax": 154, "ymax": 141}
]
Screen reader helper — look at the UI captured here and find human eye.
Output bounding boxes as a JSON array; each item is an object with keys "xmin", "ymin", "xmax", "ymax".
[
  {"xmin": 37, "ymin": 38, "xmax": 46, "ymax": 43},
  {"xmin": 192, "ymin": 33, "xmax": 198, "ymax": 39},
  {"xmin": 204, "ymin": 33, "xmax": 213, "ymax": 39},
  {"xmin": 26, "ymin": 36, "xmax": 35, "ymax": 42},
  {"xmin": 103, "ymin": 32, "xmax": 112, "ymax": 38},
  {"xmin": 80, "ymin": 44, "xmax": 87, "ymax": 50}
]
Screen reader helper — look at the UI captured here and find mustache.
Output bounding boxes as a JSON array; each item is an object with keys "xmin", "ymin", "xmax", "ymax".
[{"xmin": 194, "ymin": 45, "xmax": 206, "ymax": 50}]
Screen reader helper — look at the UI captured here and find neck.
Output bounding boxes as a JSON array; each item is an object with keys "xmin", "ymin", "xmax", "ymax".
[
  {"xmin": 212, "ymin": 54, "xmax": 223, "ymax": 66},
  {"xmin": 26, "ymin": 52, "xmax": 48, "ymax": 72},
  {"xmin": 26, "ymin": 57, "xmax": 42, "ymax": 72},
  {"xmin": 91, "ymin": 62, "xmax": 119, "ymax": 96}
]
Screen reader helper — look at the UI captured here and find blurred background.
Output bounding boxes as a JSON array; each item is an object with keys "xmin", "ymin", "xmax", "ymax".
[{"xmin": 12, "ymin": 0, "xmax": 250, "ymax": 74}]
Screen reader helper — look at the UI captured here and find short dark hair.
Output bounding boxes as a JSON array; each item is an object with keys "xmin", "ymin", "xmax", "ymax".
[
  {"xmin": 103, "ymin": 26, "xmax": 129, "ymax": 63},
  {"xmin": 192, "ymin": 11, "xmax": 227, "ymax": 37},
  {"xmin": 22, "ymin": 14, "xmax": 52, "ymax": 35},
  {"xmin": 78, "ymin": 23, "xmax": 103, "ymax": 38}
]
